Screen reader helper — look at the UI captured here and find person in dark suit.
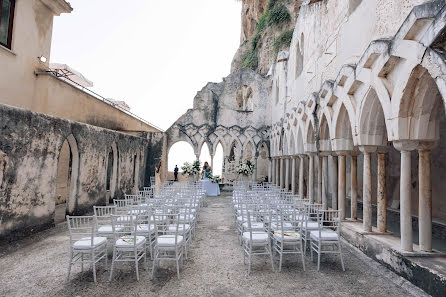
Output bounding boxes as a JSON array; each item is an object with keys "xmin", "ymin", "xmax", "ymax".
[{"xmin": 174, "ymin": 165, "xmax": 179, "ymax": 181}]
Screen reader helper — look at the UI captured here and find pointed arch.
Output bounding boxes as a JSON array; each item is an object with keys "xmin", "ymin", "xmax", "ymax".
[
  {"xmin": 319, "ymin": 113, "xmax": 332, "ymax": 152},
  {"xmin": 333, "ymin": 103, "xmax": 354, "ymax": 151},
  {"xmin": 358, "ymin": 87, "xmax": 388, "ymax": 146}
]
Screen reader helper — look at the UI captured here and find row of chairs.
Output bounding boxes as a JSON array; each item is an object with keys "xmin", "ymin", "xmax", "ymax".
[
  {"xmin": 232, "ymin": 182, "xmax": 344, "ymax": 274},
  {"xmin": 66, "ymin": 182, "xmax": 205, "ymax": 282}
]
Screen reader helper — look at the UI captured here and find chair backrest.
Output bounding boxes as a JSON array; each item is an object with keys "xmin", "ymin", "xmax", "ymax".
[
  {"xmin": 316, "ymin": 209, "xmax": 341, "ymax": 234},
  {"xmin": 111, "ymin": 214, "xmax": 138, "ymax": 246},
  {"xmin": 304, "ymin": 203, "xmax": 322, "ymax": 222},
  {"xmin": 93, "ymin": 206, "xmax": 117, "ymax": 229},
  {"xmin": 67, "ymin": 215, "xmax": 95, "ymax": 245}
]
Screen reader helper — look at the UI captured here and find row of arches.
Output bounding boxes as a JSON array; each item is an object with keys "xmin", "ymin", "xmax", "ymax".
[{"xmin": 54, "ymin": 134, "xmax": 140, "ymax": 223}]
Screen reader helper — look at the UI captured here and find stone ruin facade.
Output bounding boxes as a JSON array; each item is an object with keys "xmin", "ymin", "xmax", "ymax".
[{"xmin": 165, "ymin": 68, "xmax": 271, "ymax": 183}]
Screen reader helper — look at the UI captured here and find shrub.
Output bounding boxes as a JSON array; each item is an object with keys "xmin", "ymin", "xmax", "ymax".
[
  {"xmin": 268, "ymin": 4, "xmax": 291, "ymax": 27},
  {"xmin": 242, "ymin": 52, "xmax": 259, "ymax": 69},
  {"xmin": 273, "ymin": 29, "xmax": 294, "ymax": 54}
]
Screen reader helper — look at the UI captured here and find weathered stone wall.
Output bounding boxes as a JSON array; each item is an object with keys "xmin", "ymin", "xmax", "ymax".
[{"xmin": 0, "ymin": 103, "xmax": 163, "ymax": 241}]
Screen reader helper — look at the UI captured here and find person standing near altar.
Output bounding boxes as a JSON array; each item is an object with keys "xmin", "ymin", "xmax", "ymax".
[{"xmin": 201, "ymin": 162, "xmax": 212, "ymax": 180}]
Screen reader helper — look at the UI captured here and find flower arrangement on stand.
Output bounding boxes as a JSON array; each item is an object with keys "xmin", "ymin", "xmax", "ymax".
[
  {"xmin": 209, "ymin": 175, "xmax": 222, "ymax": 184},
  {"xmin": 236, "ymin": 160, "xmax": 255, "ymax": 182},
  {"xmin": 181, "ymin": 160, "xmax": 201, "ymax": 182}
]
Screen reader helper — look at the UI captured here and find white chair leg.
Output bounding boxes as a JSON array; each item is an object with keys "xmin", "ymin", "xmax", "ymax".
[
  {"xmin": 81, "ymin": 253, "xmax": 84, "ymax": 272},
  {"xmin": 176, "ymin": 250, "xmax": 180, "ymax": 279},
  {"xmin": 109, "ymin": 249, "xmax": 116, "ymax": 282},
  {"xmin": 92, "ymin": 250, "xmax": 97, "ymax": 283},
  {"xmin": 317, "ymin": 242, "xmax": 321, "ymax": 271},
  {"xmin": 135, "ymin": 248, "xmax": 140, "ymax": 281},
  {"xmin": 66, "ymin": 251, "xmax": 72, "ymax": 282},
  {"xmin": 338, "ymin": 242, "xmax": 345, "ymax": 271},
  {"xmin": 279, "ymin": 250, "xmax": 283, "ymax": 272},
  {"xmin": 104, "ymin": 245, "xmax": 108, "ymax": 270},
  {"xmin": 300, "ymin": 242, "xmax": 306, "ymax": 271}
]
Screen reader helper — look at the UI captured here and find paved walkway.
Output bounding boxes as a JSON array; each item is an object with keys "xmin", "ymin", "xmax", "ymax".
[{"xmin": 0, "ymin": 192, "xmax": 427, "ymax": 297}]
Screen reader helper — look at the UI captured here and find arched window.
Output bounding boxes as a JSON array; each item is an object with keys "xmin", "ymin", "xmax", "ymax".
[{"xmin": 236, "ymin": 85, "xmax": 254, "ymax": 111}]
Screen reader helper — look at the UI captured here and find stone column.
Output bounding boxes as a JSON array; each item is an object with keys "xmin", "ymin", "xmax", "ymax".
[
  {"xmin": 338, "ymin": 153, "xmax": 346, "ymax": 220},
  {"xmin": 298, "ymin": 155, "xmax": 304, "ymax": 198},
  {"xmin": 331, "ymin": 155, "xmax": 338, "ymax": 209},
  {"xmin": 291, "ymin": 157, "xmax": 297, "ymax": 194},
  {"xmin": 268, "ymin": 158, "xmax": 273, "ymax": 183},
  {"xmin": 275, "ymin": 158, "xmax": 280, "ymax": 186},
  {"xmin": 350, "ymin": 155, "xmax": 358, "ymax": 220},
  {"xmin": 308, "ymin": 154, "xmax": 314, "ymax": 203},
  {"xmin": 317, "ymin": 156, "xmax": 322, "ymax": 204},
  {"xmin": 360, "ymin": 146, "xmax": 376, "ymax": 233},
  {"xmin": 280, "ymin": 157, "xmax": 285, "ymax": 189},
  {"xmin": 377, "ymin": 152, "xmax": 387, "ymax": 233},
  {"xmin": 210, "ymin": 154, "xmax": 214, "ymax": 170},
  {"xmin": 322, "ymin": 155, "xmax": 328, "ymax": 210},
  {"xmin": 418, "ymin": 142, "xmax": 436, "ymax": 252},
  {"xmin": 254, "ymin": 155, "xmax": 259, "ymax": 183},
  {"xmin": 394, "ymin": 141, "xmax": 417, "ymax": 252},
  {"xmin": 285, "ymin": 157, "xmax": 290, "ymax": 191}
]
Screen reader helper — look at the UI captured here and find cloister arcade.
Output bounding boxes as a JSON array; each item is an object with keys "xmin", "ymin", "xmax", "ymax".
[{"xmin": 269, "ymin": 4, "xmax": 446, "ymax": 254}]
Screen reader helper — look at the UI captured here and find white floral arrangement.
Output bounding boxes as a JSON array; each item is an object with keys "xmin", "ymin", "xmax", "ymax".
[
  {"xmin": 209, "ymin": 175, "xmax": 222, "ymax": 184},
  {"xmin": 181, "ymin": 160, "xmax": 201, "ymax": 176},
  {"xmin": 236, "ymin": 160, "xmax": 255, "ymax": 176}
]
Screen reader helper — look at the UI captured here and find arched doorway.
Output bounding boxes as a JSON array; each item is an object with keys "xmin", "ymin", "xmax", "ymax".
[
  {"xmin": 106, "ymin": 143, "xmax": 118, "ymax": 203},
  {"xmin": 55, "ymin": 134, "xmax": 79, "ymax": 224},
  {"xmin": 214, "ymin": 142, "xmax": 224, "ymax": 177},
  {"xmin": 168, "ymin": 141, "xmax": 196, "ymax": 181}
]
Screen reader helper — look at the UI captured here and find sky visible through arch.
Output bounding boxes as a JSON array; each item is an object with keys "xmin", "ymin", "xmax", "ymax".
[{"xmin": 50, "ymin": 0, "xmax": 241, "ymax": 172}]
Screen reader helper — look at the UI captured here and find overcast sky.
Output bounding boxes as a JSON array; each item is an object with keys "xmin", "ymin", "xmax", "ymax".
[{"xmin": 51, "ymin": 0, "xmax": 242, "ymax": 132}]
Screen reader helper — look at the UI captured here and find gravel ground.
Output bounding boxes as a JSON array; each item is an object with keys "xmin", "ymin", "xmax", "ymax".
[{"xmin": 0, "ymin": 192, "xmax": 428, "ymax": 297}]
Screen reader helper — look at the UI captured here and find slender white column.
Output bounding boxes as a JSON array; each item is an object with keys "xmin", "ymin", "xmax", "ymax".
[
  {"xmin": 269, "ymin": 158, "xmax": 273, "ymax": 183},
  {"xmin": 419, "ymin": 149, "xmax": 432, "ymax": 252},
  {"xmin": 275, "ymin": 158, "xmax": 280, "ymax": 186},
  {"xmin": 360, "ymin": 146, "xmax": 376, "ymax": 233},
  {"xmin": 331, "ymin": 155, "xmax": 338, "ymax": 209},
  {"xmin": 254, "ymin": 156, "xmax": 258, "ymax": 182},
  {"xmin": 291, "ymin": 157, "xmax": 297, "ymax": 194},
  {"xmin": 338, "ymin": 154, "xmax": 346, "ymax": 220},
  {"xmin": 308, "ymin": 154, "xmax": 314, "ymax": 203},
  {"xmin": 322, "ymin": 156, "xmax": 328, "ymax": 210},
  {"xmin": 280, "ymin": 158, "xmax": 285, "ymax": 189},
  {"xmin": 318, "ymin": 155, "xmax": 322, "ymax": 204},
  {"xmin": 350, "ymin": 155, "xmax": 358, "ymax": 220},
  {"xmin": 377, "ymin": 153, "xmax": 387, "ymax": 233},
  {"xmin": 210, "ymin": 155, "xmax": 214, "ymax": 170},
  {"xmin": 285, "ymin": 158, "xmax": 290, "ymax": 191},
  {"xmin": 400, "ymin": 150, "xmax": 413, "ymax": 251},
  {"xmin": 299, "ymin": 156, "xmax": 304, "ymax": 198}
]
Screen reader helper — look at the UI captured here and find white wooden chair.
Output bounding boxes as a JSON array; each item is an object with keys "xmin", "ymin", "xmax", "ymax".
[
  {"xmin": 66, "ymin": 215, "xmax": 107, "ymax": 282},
  {"xmin": 310, "ymin": 209, "xmax": 345, "ymax": 271},
  {"xmin": 152, "ymin": 213, "xmax": 184, "ymax": 279},
  {"xmin": 242, "ymin": 210, "xmax": 274, "ymax": 275},
  {"xmin": 109, "ymin": 215, "xmax": 147, "ymax": 281},
  {"xmin": 273, "ymin": 209, "xmax": 305, "ymax": 272}
]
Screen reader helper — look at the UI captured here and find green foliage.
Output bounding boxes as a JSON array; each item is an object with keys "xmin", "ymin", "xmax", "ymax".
[
  {"xmin": 268, "ymin": 4, "xmax": 291, "ymax": 27},
  {"xmin": 273, "ymin": 29, "xmax": 294, "ymax": 54},
  {"xmin": 241, "ymin": 0, "xmax": 291, "ymax": 71},
  {"xmin": 242, "ymin": 51, "xmax": 258, "ymax": 69}
]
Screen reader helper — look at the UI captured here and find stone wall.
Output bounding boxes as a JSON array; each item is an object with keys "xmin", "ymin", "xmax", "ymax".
[{"xmin": 0, "ymin": 103, "xmax": 163, "ymax": 242}]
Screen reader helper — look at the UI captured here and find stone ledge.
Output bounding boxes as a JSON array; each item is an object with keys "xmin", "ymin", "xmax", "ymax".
[{"xmin": 341, "ymin": 221, "xmax": 446, "ymax": 297}]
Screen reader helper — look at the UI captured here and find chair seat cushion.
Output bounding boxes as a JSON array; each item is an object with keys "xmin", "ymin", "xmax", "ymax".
[
  {"xmin": 242, "ymin": 232, "xmax": 269, "ymax": 243},
  {"xmin": 310, "ymin": 230, "xmax": 339, "ymax": 241},
  {"xmin": 115, "ymin": 235, "xmax": 146, "ymax": 247},
  {"xmin": 273, "ymin": 231, "xmax": 301, "ymax": 242},
  {"xmin": 242, "ymin": 222, "xmax": 264, "ymax": 230},
  {"xmin": 271, "ymin": 222, "xmax": 293, "ymax": 230},
  {"xmin": 136, "ymin": 224, "xmax": 155, "ymax": 234},
  {"xmin": 300, "ymin": 222, "xmax": 319, "ymax": 230},
  {"xmin": 167, "ymin": 224, "xmax": 190, "ymax": 233},
  {"xmin": 98, "ymin": 225, "xmax": 123, "ymax": 234},
  {"xmin": 157, "ymin": 235, "xmax": 184, "ymax": 247},
  {"xmin": 73, "ymin": 237, "xmax": 107, "ymax": 249}
]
